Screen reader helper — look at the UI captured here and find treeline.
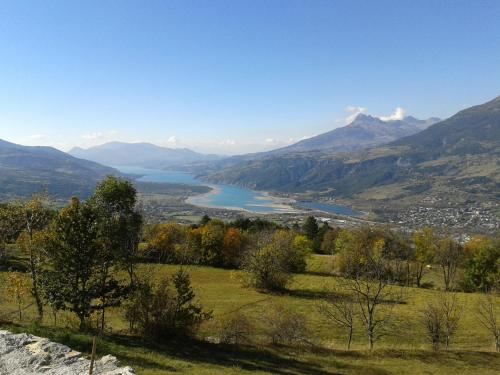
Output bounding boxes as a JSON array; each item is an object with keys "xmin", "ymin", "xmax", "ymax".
[{"xmin": 143, "ymin": 215, "xmax": 500, "ymax": 293}]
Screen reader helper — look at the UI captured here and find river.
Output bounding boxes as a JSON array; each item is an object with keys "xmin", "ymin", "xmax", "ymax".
[{"xmin": 118, "ymin": 166, "xmax": 361, "ymax": 216}]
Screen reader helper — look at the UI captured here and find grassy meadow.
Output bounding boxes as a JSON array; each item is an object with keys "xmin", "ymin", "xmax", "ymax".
[{"xmin": 1, "ymin": 252, "xmax": 499, "ymax": 374}]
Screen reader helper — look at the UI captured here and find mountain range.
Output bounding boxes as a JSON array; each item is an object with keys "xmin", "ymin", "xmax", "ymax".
[
  {"xmin": 1, "ymin": 96, "xmax": 498, "ymax": 222},
  {"xmin": 70, "ymin": 142, "xmax": 221, "ymax": 168},
  {"xmin": 203, "ymin": 96, "xmax": 500, "ymax": 211},
  {"xmin": 270, "ymin": 114, "xmax": 440, "ymax": 154},
  {"xmin": 0, "ymin": 139, "xmax": 119, "ymax": 200}
]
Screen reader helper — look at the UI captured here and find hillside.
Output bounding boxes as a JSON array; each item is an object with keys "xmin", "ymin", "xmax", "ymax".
[
  {"xmin": 70, "ymin": 142, "xmax": 221, "ymax": 168},
  {"xmin": 273, "ymin": 114, "xmax": 440, "ymax": 153},
  {"xmin": 0, "ymin": 139, "xmax": 119, "ymax": 200},
  {"xmin": 204, "ymin": 96, "xmax": 500, "ymax": 231}
]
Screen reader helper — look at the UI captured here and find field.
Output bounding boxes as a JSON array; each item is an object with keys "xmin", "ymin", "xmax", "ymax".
[{"xmin": 1, "ymin": 254, "xmax": 499, "ymax": 374}]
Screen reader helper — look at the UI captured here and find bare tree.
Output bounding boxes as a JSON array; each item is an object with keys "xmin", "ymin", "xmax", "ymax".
[
  {"xmin": 422, "ymin": 301, "xmax": 444, "ymax": 351},
  {"xmin": 422, "ymin": 292, "xmax": 462, "ymax": 350},
  {"xmin": 476, "ymin": 293, "xmax": 500, "ymax": 352},
  {"xmin": 318, "ymin": 289, "xmax": 357, "ymax": 349},
  {"xmin": 441, "ymin": 293, "xmax": 462, "ymax": 350},
  {"xmin": 343, "ymin": 276, "xmax": 403, "ymax": 350},
  {"xmin": 435, "ymin": 237, "xmax": 463, "ymax": 291}
]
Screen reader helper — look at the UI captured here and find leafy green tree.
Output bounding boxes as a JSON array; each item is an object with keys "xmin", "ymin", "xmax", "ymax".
[
  {"xmin": 463, "ymin": 237, "xmax": 500, "ymax": 292},
  {"xmin": 42, "ymin": 177, "xmax": 142, "ymax": 331},
  {"xmin": 41, "ymin": 197, "xmax": 103, "ymax": 330},
  {"xmin": 0, "ymin": 203, "xmax": 24, "ymax": 262},
  {"xmin": 199, "ymin": 214, "xmax": 211, "ymax": 226},
  {"xmin": 18, "ymin": 195, "xmax": 53, "ymax": 320},
  {"xmin": 302, "ymin": 216, "xmax": 319, "ymax": 241},
  {"xmin": 242, "ymin": 230, "xmax": 311, "ymax": 291},
  {"xmin": 88, "ymin": 176, "xmax": 142, "ymax": 331},
  {"xmin": 291, "ymin": 234, "xmax": 313, "ymax": 273},
  {"xmin": 199, "ymin": 220, "xmax": 225, "ymax": 266},
  {"xmin": 320, "ymin": 227, "xmax": 340, "ymax": 255}
]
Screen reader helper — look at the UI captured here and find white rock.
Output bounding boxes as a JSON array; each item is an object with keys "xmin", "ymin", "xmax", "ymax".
[{"xmin": 0, "ymin": 330, "xmax": 135, "ymax": 374}]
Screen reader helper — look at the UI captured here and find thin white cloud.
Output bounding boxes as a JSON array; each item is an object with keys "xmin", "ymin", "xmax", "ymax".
[
  {"xmin": 166, "ymin": 136, "xmax": 178, "ymax": 147},
  {"xmin": 29, "ymin": 134, "xmax": 47, "ymax": 140},
  {"xmin": 81, "ymin": 132, "xmax": 104, "ymax": 140},
  {"xmin": 220, "ymin": 139, "xmax": 236, "ymax": 146},
  {"xmin": 344, "ymin": 106, "xmax": 367, "ymax": 124},
  {"xmin": 378, "ymin": 107, "xmax": 406, "ymax": 121}
]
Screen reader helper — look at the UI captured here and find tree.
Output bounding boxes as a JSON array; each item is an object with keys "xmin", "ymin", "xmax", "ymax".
[
  {"xmin": 199, "ymin": 214, "xmax": 211, "ymax": 226},
  {"xmin": 149, "ymin": 223, "xmax": 187, "ymax": 263},
  {"xmin": 463, "ymin": 237, "xmax": 499, "ymax": 292},
  {"xmin": 337, "ymin": 231, "xmax": 404, "ymax": 350},
  {"xmin": 313, "ymin": 222, "xmax": 330, "ymax": 253},
  {"xmin": 476, "ymin": 293, "xmax": 500, "ymax": 352},
  {"xmin": 41, "ymin": 198, "xmax": 104, "ymax": 330},
  {"xmin": 41, "ymin": 182, "xmax": 142, "ymax": 332},
  {"xmin": 411, "ymin": 228, "xmax": 438, "ymax": 287},
  {"xmin": 242, "ymin": 234, "xmax": 292, "ymax": 291},
  {"xmin": 199, "ymin": 220, "xmax": 225, "ymax": 266},
  {"xmin": 0, "ymin": 203, "xmax": 24, "ymax": 262},
  {"xmin": 5, "ymin": 272, "xmax": 30, "ymax": 320},
  {"xmin": 291, "ymin": 234, "xmax": 313, "ymax": 273},
  {"xmin": 17, "ymin": 195, "xmax": 53, "ymax": 320},
  {"xmin": 318, "ymin": 288, "xmax": 357, "ymax": 349},
  {"xmin": 88, "ymin": 176, "xmax": 143, "ymax": 332},
  {"xmin": 222, "ymin": 228, "xmax": 245, "ymax": 268},
  {"xmin": 422, "ymin": 299, "xmax": 444, "ymax": 350},
  {"xmin": 343, "ymin": 275, "xmax": 402, "ymax": 350},
  {"xmin": 320, "ymin": 227, "xmax": 340, "ymax": 255},
  {"xmin": 302, "ymin": 216, "xmax": 319, "ymax": 241},
  {"xmin": 435, "ymin": 237, "xmax": 464, "ymax": 291}
]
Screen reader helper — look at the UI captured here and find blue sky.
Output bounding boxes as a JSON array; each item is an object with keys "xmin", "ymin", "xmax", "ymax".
[{"xmin": 0, "ymin": 0, "xmax": 499, "ymax": 154}]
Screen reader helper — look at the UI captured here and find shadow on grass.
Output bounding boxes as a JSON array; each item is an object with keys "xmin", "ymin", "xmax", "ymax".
[
  {"xmin": 113, "ymin": 335, "xmax": 338, "ymax": 375},
  {"xmin": 3, "ymin": 323, "xmax": 338, "ymax": 374}
]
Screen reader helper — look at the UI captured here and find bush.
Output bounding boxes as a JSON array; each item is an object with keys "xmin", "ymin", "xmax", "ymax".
[
  {"xmin": 124, "ymin": 268, "xmax": 212, "ymax": 338},
  {"xmin": 217, "ymin": 311, "xmax": 252, "ymax": 344},
  {"xmin": 263, "ymin": 303, "xmax": 310, "ymax": 346},
  {"xmin": 242, "ymin": 231, "xmax": 311, "ymax": 291}
]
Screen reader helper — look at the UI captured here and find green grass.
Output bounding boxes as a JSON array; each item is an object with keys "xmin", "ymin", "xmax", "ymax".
[{"xmin": 1, "ymin": 255, "xmax": 499, "ymax": 374}]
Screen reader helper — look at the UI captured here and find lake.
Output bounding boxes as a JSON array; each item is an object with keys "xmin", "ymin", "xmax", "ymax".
[{"xmin": 118, "ymin": 166, "xmax": 361, "ymax": 216}]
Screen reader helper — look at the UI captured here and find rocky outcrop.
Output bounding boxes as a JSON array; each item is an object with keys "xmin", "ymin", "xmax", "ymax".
[{"xmin": 0, "ymin": 330, "xmax": 135, "ymax": 374}]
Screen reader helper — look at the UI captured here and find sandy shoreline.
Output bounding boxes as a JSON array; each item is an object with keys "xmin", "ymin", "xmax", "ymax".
[{"xmin": 185, "ymin": 185, "xmax": 301, "ymax": 213}]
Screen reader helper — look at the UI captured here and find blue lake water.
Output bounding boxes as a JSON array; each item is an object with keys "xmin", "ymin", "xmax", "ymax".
[{"xmin": 118, "ymin": 166, "xmax": 361, "ymax": 216}]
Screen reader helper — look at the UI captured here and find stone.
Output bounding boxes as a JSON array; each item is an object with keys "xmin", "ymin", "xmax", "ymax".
[{"xmin": 0, "ymin": 330, "xmax": 135, "ymax": 375}]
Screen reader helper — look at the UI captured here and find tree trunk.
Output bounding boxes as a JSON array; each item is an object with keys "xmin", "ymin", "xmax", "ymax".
[
  {"xmin": 416, "ymin": 264, "xmax": 423, "ymax": 287},
  {"xmin": 347, "ymin": 326, "xmax": 353, "ymax": 350},
  {"xmin": 100, "ymin": 306, "xmax": 106, "ymax": 334},
  {"xmin": 29, "ymin": 240, "xmax": 44, "ymax": 320}
]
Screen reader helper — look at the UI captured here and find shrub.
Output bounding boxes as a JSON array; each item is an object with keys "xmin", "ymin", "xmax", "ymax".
[
  {"xmin": 217, "ymin": 311, "xmax": 253, "ymax": 344},
  {"xmin": 263, "ymin": 303, "xmax": 310, "ymax": 346},
  {"xmin": 124, "ymin": 268, "xmax": 212, "ymax": 338}
]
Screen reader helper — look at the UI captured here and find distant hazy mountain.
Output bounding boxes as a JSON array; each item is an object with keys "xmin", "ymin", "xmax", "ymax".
[
  {"xmin": 0, "ymin": 139, "xmax": 119, "ymax": 200},
  {"xmin": 70, "ymin": 142, "xmax": 221, "ymax": 168},
  {"xmin": 204, "ymin": 96, "xmax": 499, "ymax": 204},
  {"xmin": 272, "ymin": 114, "xmax": 441, "ymax": 154}
]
